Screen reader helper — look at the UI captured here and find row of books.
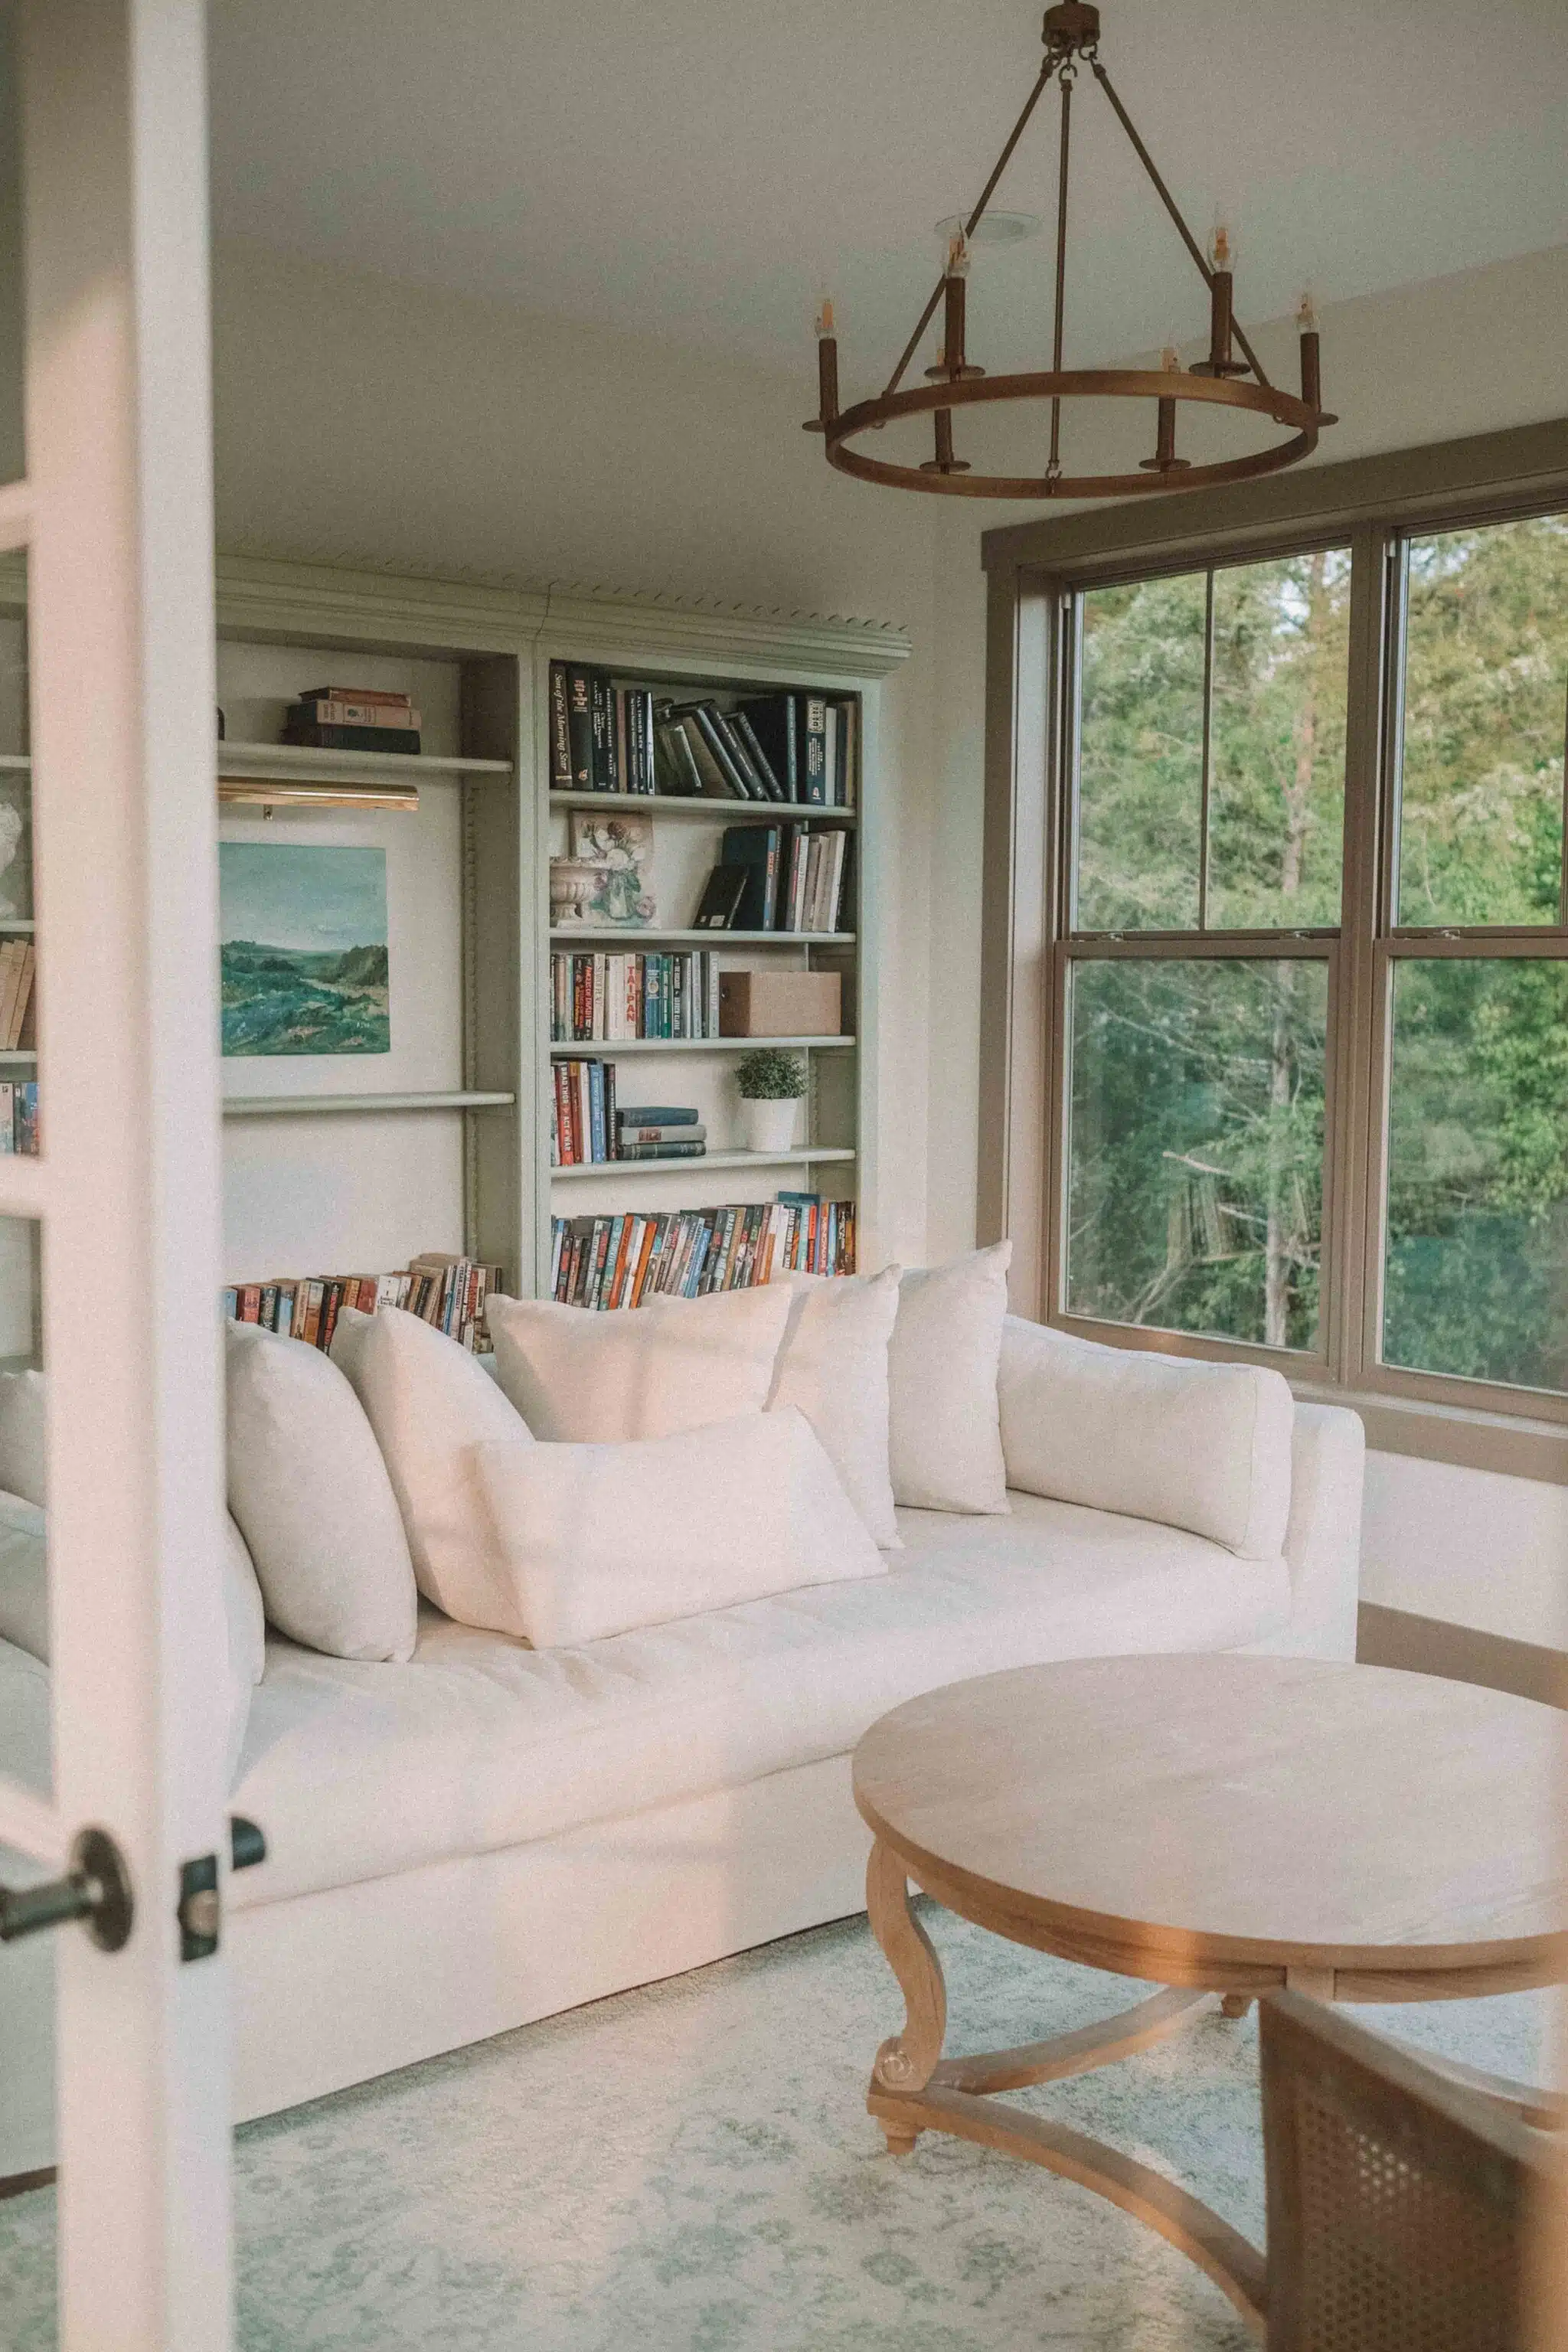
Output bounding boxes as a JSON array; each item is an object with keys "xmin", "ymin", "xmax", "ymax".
[
  {"xmin": 549, "ymin": 1195, "xmax": 857, "ymax": 1308},
  {"xmin": 282, "ymin": 684, "xmax": 422, "ymax": 756},
  {"xmin": 549, "ymin": 665, "xmax": 855, "ymax": 806},
  {"xmin": 701, "ymin": 824, "xmax": 851, "ymax": 934},
  {"xmin": 0, "ymin": 940, "xmax": 36, "ymax": 1050},
  {"xmin": 0, "ymin": 1080, "xmax": 38, "ymax": 1155},
  {"xmin": 223, "ymin": 1253, "xmax": 504, "ymax": 1354},
  {"xmin": 551, "ymin": 952, "xmax": 722, "ymax": 1043},
  {"xmin": 554, "ymin": 1069, "xmax": 707, "ymax": 1168}
]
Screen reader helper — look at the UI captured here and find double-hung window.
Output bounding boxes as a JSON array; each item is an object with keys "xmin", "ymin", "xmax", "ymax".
[{"xmin": 991, "ymin": 445, "xmax": 1568, "ymax": 1463}]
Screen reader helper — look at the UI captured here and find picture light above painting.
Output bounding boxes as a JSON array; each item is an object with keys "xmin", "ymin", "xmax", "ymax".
[{"xmin": 219, "ymin": 843, "xmax": 390, "ymax": 1057}]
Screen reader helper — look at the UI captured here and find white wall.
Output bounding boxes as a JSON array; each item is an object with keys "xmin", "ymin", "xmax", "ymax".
[{"xmin": 211, "ymin": 239, "xmax": 938, "ymax": 1269}]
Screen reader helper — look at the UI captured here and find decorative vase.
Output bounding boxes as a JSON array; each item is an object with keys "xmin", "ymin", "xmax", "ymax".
[
  {"xmin": 742, "ymin": 1096, "xmax": 799, "ymax": 1155},
  {"xmin": 549, "ymin": 858, "xmax": 601, "ymax": 924}
]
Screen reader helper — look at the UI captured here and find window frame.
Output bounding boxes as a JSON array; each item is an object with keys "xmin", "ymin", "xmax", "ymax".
[{"xmin": 978, "ymin": 420, "xmax": 1568, "ymax": 1480}]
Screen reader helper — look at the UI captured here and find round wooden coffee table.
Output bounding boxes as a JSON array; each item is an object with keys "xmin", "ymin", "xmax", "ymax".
[{"xmin": 852, "ymin": 1655, "xmax": 1567, "ymax": 2339}]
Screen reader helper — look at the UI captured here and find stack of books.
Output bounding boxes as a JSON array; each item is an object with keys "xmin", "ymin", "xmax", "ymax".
[
  {"xmin": 0, "ymin": 940, "xmax": 36, "ymax": 1050},
  {"xmin": 0, "ymin": 1080, "xmax": 38, "ymax": 1155},
  {"xmin": 708, "ymin": 824, "xmax": 851, "ymax": 933},
  {"xmin": 547, "ymin": 665, "xmax": 855, "ymax": 806},
  {"xmin": 551, "ymin": 1057, "xmax": 618, "ymax": 1165},
  {"xmin": 548, "ymin": 664, "xmax": 658, "ymax": 794},
  {"xmin": 549, "ymin": 1194, "xmax": 854, "ymax": 1308},
  {"xmin": 223, "ymin": 1253, "xmax": 503, "ymax": 1354},
  {"xmin": 551, "ymin": 950, "xmax": 721, "ymax": 1042},
  {"xmin": 283, "ymin": 685, "xmax": 421, "ymax": 756},
  {"xmin": 616, "ymin": 1104, "xmax": 704, "ymax": 1162}
]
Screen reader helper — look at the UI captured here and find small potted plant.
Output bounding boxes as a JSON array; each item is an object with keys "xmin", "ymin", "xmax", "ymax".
[{"xmin": 734, "ymin": 1047, "xmax": 806, "ymax": 1155}]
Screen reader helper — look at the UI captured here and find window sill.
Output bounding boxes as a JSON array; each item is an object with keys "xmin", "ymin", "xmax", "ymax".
[{"xmin": 1289, "ymin": 1381, "xmax": 1568, "ymax": 1488}]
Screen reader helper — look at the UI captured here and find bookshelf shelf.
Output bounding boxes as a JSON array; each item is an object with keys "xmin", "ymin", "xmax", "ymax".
[
  {"xmin": 0, "ymin": 756, "xmax": 28, "ymax": 773},
  {"xmin": 553, "ymin": 1146, "xmax": 858, "ymax": 1181},
  {"xmin": 548, "ymin": 792, "xmax": 856, "ymax": 825},
  {"xmin": 218, "ymin": 741, "xmax": 512, "ymax": 779},
  {"xmin": 0, "ymin": 1050, "xmax": 37, "ymax": 1066},
  {"xmin": 0, "ymin": 920, "xmax": 33, "ymax": 933},
  {"xmin": 550, "ymin": 1034, "xmax": 853, "ymax": 1057},
  {"xmin": 550, "ymin": 928, "xmax": 854, "ymax": 947},
  {"xmin": 223, "ymin": 1089, "xmax": 516, "ymax": 1119}
]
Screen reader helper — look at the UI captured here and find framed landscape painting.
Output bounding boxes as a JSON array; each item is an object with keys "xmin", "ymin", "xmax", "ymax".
[{"xmin": 220, "ymin": 843, "xmax": 390, "ymax": 1056}]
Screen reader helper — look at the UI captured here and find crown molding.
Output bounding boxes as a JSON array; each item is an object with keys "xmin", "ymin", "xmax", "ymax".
[{"xmin": 214, "ymin": 551, "xmax": 911, "ymax": 677}]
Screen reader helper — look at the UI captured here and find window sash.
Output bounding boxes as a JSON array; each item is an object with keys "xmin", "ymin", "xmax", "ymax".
[{"xmin": 1038, "ymin": 498, "xmax": 1568, "ymax": 1430}]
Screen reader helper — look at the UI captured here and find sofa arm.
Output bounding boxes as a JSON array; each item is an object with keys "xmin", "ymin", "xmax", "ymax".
[{"xmin": 1276, "ymin": 1403, "xmax": 1364, "ymax": 1660}]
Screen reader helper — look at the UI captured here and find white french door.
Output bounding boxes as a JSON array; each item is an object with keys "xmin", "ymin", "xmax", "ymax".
[{"xmin": 0, "ymin": 2, "xmax": 232, "ymax": 2345}]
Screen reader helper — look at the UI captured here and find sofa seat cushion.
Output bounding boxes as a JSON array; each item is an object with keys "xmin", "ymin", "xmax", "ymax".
[{"xmin": 228, "ymin": 1491, "xmax": 1289, "ymax": 1909}]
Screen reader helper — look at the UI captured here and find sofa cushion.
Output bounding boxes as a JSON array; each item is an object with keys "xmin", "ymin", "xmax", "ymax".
[
  {"xmin": 332, "ymin": 1305, "xmax": 534, "ymax": 1631},
  {"xmin": 888, "ymin": 1244, "xmax": 1011, "ymax": 1514},
  {"xmin": 227, "ymin": 1491, "xmax": 1289, "ymax": 1909},
  {"xmin": 488, "ymin": 1284, "xmax": 794, "ymax": 1444},
  {"xmin": 226, "ymin": 1321, "xmax": 418, "ymax": 1663},
  {"xmin": 475, "ymin": 1407, "xmax": 886, "ymax": 1645},
  {"xmin": 998, "ymin": 1315, "xmax": 1295, "ymax": 1560},
  {"xmin": 767, "ymin": 1267, "xmax": 903, "ymax": 1546}
]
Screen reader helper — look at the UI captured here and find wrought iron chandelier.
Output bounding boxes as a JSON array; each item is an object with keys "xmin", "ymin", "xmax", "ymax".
[{"xmin": 806, "ymin": 1, "xmax": 1335, "ymax": 500}]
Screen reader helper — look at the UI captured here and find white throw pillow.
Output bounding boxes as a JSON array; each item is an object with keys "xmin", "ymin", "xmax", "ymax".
[
  {"xmin": 767, "ymin": 1266, "xmax": 902, "ymax": 1547},
  {"xmin": 0, "ymin": 1369, "xmax": 47, "ymax": 1508},
  {"xmin": 487, "ymin": 1283, "xmax": 794, "ymax": 1443},
  {"xmin": 887, "ymin": 1242, "xmax": 1012, "ymax": 1514},
  {"xmin": 0, "ymin": 1488, "xmax": 263, "ymax": 1788},
  {"xmin": 474, "ymin": 1406, "xmax": 887, "ymax": 1646},
  {"xmin": 998, "ymin": 1315, "xmax": 1295, "ymax": 1559},
  {"xmin": 225, "ymin": 1321, "xmax": 417, "ymax": 1662},
  {"xmin": 331, "ymin": 1305, "xmax": 535, "ymax": 1630}
]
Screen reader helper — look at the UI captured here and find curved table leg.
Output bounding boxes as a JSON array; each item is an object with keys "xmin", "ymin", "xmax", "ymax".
[{"xmin": 864, "ymin": 1852, "xmax": 1266, "ymax": 2337}]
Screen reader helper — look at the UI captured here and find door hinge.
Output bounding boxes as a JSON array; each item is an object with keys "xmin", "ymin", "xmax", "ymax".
[
  {"xmin": 0, "ymin": 1826, "xmax": 134, "ymax": 1952},
  {"xmin": 178, "ymin": 1815, "xmax": 267, "ymax": 1964}
]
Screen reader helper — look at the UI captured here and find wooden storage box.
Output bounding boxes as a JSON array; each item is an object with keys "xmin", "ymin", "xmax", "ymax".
[{"xmin": 718, "ymin": 969, "xmax": 842, "ymax": 1038}]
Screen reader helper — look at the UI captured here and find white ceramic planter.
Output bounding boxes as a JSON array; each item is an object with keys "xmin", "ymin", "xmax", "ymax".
[{"xmin": 741, "ymin": 1096, "xmax": 799, "ymax": 1155}]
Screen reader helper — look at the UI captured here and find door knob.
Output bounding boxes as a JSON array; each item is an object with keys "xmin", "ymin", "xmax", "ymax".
[{"xmin": 0, "ymin": 1826, "xmax": 133, "ymax": 1952}]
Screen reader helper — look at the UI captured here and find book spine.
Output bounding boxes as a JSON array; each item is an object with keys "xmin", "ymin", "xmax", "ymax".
[
  {"xmin": 548, "ymin": 662, "xmax": 573, "ymax": 789},
  {"xmin": 730, "ymin": 707, "xmax": 784, "ymax": 802},
  {"xmin": 567, "ymin": 666, "xmax": 595, "ymax": 788},
  {"xmin": 616, "ymin": 1140, "xmax": 707, "ymax": 1160},
  {"xmin": 296, "ymin": 685, "xmax": 413, "ymax": 709},
  {"xmin": 294, "ymin": 698, "xmax": 423, "ymax": 730}
]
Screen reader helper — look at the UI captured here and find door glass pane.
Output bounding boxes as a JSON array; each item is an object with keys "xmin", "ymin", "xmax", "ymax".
[
  {"xmin": 1396, "ymin": 514, "xmax": 1568, "ymax": 928},
  {"xmin": 1066, "ymin": 957, "xmax": 1328, "ymax": 1350},
  {"xmin": 1383, "ymin": 958, "xmax": 1568, "ymax": 1393},
  {"xmin": 1075, "ymin": 573, "xmax": 1205, "ymax": 931},
  {"xmin": 1207, "ymin": 549, "xmax": 1350, "ymax": 929}
]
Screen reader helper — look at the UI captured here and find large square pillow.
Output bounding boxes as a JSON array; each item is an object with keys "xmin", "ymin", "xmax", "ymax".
[
  {"xmin": 474, "ymin": 1406, "xmax": 886, "ymax": 1646},
  {"xmin": 225, "ymin": 1321, "xmax": 417, "ymax": 1662},
  {"xmin": 331, "ymin": 1304, "xmax": 535, "ymax": 1630},
  {"xmin": 887, "ymin": 1241, "xmax": 1012, "ymax": 1514},
  {"xmin": 766, "ymin": 1266, "xmax": 902, "ymax": 1547},
  {"xmin": 487, "ymin": 1283, "xmax": 794, "ymax": 1444}
]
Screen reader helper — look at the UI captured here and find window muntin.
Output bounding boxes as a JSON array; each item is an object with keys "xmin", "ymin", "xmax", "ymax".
[
  {"xmin": 1066, "ymin": 956, "xmax": 1328, "ymax": 1351},
  {"xmin": 1396, "ymin": 514, "xmax": 1568, "ymax": 930},
  {"xmin": 1383, "ymin": 955, "xmax": 1568, "ymax": 1396}
]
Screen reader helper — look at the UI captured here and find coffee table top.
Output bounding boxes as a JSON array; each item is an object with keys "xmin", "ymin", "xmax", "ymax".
[{"xmin": 852, "ymin": 1656, "xmax": 1568, "ymax": 1991}]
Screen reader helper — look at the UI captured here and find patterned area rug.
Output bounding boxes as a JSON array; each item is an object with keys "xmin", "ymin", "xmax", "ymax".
[{"xmin": 0, "ymin": 1906, "xmax": 1553, "ymax": 2350}]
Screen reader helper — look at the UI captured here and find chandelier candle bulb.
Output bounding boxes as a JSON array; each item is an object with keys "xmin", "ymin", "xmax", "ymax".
[
  {"xmin": 1297, "ymin": 293, "xmax": 1321, "ymax": 410},
  {"xmin": 809, "ymin": 299, "xmax": 840, "ymax": 431}
]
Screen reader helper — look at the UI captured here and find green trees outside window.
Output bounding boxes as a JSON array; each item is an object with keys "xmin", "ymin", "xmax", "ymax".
[{"xmin": 1060, "ymin": 509, "xmax": 1567, "ymax": 1403}]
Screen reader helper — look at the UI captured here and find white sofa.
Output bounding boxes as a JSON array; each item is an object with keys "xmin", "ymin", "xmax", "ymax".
[{"xmin": 0, "ymin": 1316, "xmax": 1363, "ymax": 2177}]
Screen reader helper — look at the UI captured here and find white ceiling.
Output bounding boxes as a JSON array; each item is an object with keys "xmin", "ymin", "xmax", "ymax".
[{"xmin": 208, "ymin": 0, "xmax": 1568, "ymax": 387}]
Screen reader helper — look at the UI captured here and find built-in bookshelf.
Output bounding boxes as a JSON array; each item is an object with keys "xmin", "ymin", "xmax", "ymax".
[{"xmin": 3, "ymin": 554, "xmax": 908, "ymax": 1305}]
